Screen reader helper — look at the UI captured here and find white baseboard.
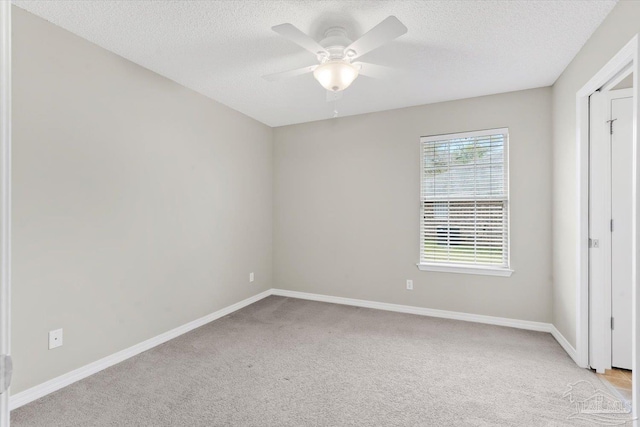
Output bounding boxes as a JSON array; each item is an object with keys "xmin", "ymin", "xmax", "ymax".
[
  {"xmin": 550, "ymin": 325, "xmax": 579, "ymax": 365},
  {"xmin": 10, "ymin": 287, "xmax": 580, "ymax": 410},
  {"xmin": 271, "ymin": 288, "xmax": 553, "ymax": 332},
  {"xmin": 9, "ymin": 289, "xmax": 272, "ymax": 410},
  {"xmin": 271, "ymin": 289, "xmax": 583, "ymax": 365}
]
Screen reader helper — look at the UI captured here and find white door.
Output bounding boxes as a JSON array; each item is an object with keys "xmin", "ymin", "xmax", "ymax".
[{"xmin": 611, "ymin": 93, "xmax": 634, "ymax": 370}]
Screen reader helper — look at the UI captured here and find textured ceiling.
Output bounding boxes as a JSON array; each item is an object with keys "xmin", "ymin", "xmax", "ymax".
[{"xmin": 14, "ymin": 0, "xmax": 617, "ymax": 127}]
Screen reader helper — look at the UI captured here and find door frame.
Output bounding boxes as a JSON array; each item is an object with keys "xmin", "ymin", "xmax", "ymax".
[
  {"xmin": 0, "ymin": 2, "xmax": 10, "ymax": 426},
  {"xmin": 577, "ymin": 34, "xmax": 640, "ymax": 415}
]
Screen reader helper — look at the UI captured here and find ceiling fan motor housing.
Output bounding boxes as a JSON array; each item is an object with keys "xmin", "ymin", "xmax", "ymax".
[{"xmin": 318, "ymin": 27, "xmax": 353, "ymax": 61}]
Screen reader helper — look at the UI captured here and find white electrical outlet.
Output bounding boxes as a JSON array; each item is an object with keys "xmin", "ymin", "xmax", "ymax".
[
  {"xmin": 249, "ymin": 272, "xmax": 254, "ymax": 283},
  {"xmin": 49, "ymin": 329, "xmax": 63, "ymax": 350},
  {"xmin": 406, "ymin": 280, "xmax": 413, "ymax": 290}
]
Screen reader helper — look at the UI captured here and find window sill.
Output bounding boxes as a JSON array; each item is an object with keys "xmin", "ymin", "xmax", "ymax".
[{"xmin": 416, "ymin": 263, "xmax": 514, "ymax": 277}]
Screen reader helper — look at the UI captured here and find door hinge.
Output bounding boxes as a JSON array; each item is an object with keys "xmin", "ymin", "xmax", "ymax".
[
  {"xmin": 611, "ymin": 219, "xmax": 614, "ymax": 232},
  {"xmin": 0, "ymin": 354, "xmax": 12, "ymax": 394},
  {"xmin": 611, "ymin": 316, "xmax": 615, "ymax": 330},
  {"xmin": 607, "ymin": 118, "xmax": 618, "ymax": 135}
]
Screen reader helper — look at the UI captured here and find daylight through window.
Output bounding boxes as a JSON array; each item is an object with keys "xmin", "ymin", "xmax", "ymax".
[{"xmin": 419, "ymin": 128, "xmax": 509, "ymax": 272}]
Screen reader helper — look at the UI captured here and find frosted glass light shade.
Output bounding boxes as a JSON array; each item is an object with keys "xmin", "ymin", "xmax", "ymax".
[{"xmin": 313, "ymin": 60, "xmax": 359, "ymax": 92}]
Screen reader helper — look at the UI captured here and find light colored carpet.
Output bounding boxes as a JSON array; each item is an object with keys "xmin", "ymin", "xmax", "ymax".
[{"xmin": 11, "ymin": 296, "xmax": 622, "ymax": 426}]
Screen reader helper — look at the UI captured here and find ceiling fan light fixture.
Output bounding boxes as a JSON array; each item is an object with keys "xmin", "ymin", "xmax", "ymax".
[{"xmin": 313, "ymin": 60, "xmax": 359, "ymax": 92}]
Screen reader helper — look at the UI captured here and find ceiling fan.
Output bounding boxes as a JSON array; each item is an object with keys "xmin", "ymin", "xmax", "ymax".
[{"xmin": 263, "ymin": 16, "xmax": 408, "ymax": 94}]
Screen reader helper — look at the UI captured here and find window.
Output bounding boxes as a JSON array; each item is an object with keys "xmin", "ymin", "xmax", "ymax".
[{"xmin": 418, "ymin": 128, "xmax": 512, "ymax": 276}]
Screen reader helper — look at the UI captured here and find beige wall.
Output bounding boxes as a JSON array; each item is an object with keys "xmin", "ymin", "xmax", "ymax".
[
  {"xmin": 11, "ymin": 7, "xmax": 273, "ymax": 394},
  {"xmin": 552, "ymin": 0, "xmax": 640, "ymax": 348},
  {"xmin": 274, "ymin": 88, "xmax": 553, "ymax": 322}
]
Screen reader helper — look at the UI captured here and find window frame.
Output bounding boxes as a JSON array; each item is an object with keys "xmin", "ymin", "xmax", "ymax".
[{"xmin": 416, "ymin": 127, "xmax": 513, "ymax": 277}]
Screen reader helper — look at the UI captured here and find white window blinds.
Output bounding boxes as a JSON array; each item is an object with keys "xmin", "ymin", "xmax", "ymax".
[{"xmin": 420, "ymin": 128, "xmax": 509, "ymax": 269}]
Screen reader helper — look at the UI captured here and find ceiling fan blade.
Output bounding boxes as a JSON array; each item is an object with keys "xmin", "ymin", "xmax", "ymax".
[
  {"xmin": 326, "ymin": 91, "xmax": 343, "ymax": 102},
  {"xmin": 346, "ymin": 16, "xmax": 407, "ymax": 60},
  {"xmin": 353, "ymin": 62, "xmax": 395, "ymax": 79},
  {"xmin": 262, "ymin": 65, "xmax": 317, "ymax": 82},
  {"xmin": 272, "ymin": 23, "xmax": 329, "ymax": 57}
]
